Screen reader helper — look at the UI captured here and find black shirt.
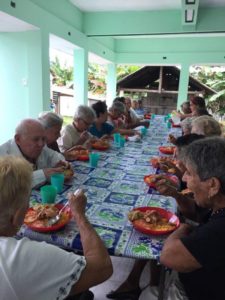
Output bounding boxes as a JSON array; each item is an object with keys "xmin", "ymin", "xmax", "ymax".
[{"xmin": 179, "ymin": 209, "xmax": 225, "ymax": 300}]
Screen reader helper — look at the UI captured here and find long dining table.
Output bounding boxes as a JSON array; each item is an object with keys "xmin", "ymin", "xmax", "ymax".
[{"xmin": 17, "ymin": 115, "xmax": 181, "ymax": 299}]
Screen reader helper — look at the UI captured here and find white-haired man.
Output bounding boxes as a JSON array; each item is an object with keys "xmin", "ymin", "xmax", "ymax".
[{"xmin": 0, "ymin": 118, "xmax": 70, "ymax": 188}]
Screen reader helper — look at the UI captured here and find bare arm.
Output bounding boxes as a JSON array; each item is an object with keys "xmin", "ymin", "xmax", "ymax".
[
  {"xmin": 160, "ymin": 223, "xmax": 202, "ymax": 272},
  {"xmin": 68, "ymin": 191, "xmax": 113, "ymax": 295}
]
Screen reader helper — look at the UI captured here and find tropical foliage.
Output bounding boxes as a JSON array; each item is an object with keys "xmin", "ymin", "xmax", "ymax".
[
  {"xmin": 50, "ymin": 57, "xmax": 73, "ymax": 86},
  {"xmin": 50, "ymin": 57, "xmax": 225, "ymax": 114},
  {"xmin": 190, "ymin": 66, "xmax": 225, "ymax": 114}
]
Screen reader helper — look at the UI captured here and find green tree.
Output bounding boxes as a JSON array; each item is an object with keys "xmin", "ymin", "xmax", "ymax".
[
  {"xmin": 190, "ymin": 66, "xmax": 225, "ymax": 114},
  {"xmin": 117, "ymin": 65, "xmax": 141, "ymax": 81},
  {"xmin": 50, "ymin": 57, "xmax": 73, "ymax": 86}
]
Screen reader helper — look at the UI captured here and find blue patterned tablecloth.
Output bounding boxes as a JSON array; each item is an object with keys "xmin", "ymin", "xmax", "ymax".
[{"xmin": 17, "ymin": 116, "xmax": 182, "ymax": 260}]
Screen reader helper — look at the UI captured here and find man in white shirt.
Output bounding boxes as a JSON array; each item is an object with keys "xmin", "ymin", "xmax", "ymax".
[{"xmin": 0, "ymin": 119, "xmax": 70, "ymax": 188}]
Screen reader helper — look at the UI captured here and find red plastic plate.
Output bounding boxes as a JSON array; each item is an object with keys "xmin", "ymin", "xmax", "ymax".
[
  {"xmin": 92, "ymin": 143, "xmax": 110, "ymax": 151},
  {"xmin": 24, "ymin": 204, "xmax": 72, "ymax": 233},
  {"xmin": 159, "ymin": 146, "xmax": 175, "ymax": 155},
  {"xmin": 130, "ymin": 207, "xmax": 179, "ymax": 235}
]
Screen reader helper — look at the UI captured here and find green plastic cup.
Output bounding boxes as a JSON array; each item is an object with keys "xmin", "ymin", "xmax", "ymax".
[
  {"xmin": 89, "ymin": 153, "xmax": 100, "ymax": 167},
  {"xmin": 40, "ymin": 185, "xmax": 57, "ymax": 204},
  {"xmin": 113, "ymin": 133, "xmax": 121, "ymax": 147},
  {"xmin": 141, "ymin": 127, "xmax": 147, "ymax": 136},
  {"xmin": 167, "ymin": 121, "xmax": 172, "ymax": 129},
  {"xmin": 119, "ymin": 136, "xmax": 125, "ymax": 147},
  {"xmin": 50, "ymin": 173, "xmax": 65, "ymax": 193}
]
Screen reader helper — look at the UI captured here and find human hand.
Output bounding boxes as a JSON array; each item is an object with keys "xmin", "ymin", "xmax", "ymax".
[
  {"xmin": 168, "ymin": 134, "xmax": 177, "ymax": 145},
  {"xmin": 154, "ymin": 175, "xmax": 179, "ymax": 198},
  {"xmin": 43, "ymin": 167, "xmax": 65, "ymax": 180},
  {"xmin": 68, "ymin": 189, "xmax": 87, "ymax": 218},
  {"xmin": 79, "ymin": 131, "xmax": 90, "ymax": 144},
  {"xmin": 55, "ymin": 160, "xmax": 70, "ymax": 170}
]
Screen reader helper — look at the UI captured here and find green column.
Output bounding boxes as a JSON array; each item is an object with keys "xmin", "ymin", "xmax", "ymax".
[
  {"xmin": 74, "ymin": 48, "xmax": 88, "ymax": 106},
  {"xmin": 41, "ymin": 30, "xmax": 50, "ymax": 111},
  {"xmin": 106, "ymin": 63, "xmax": 117, "ymax": 107},
  {"xmin": 177, "ymin": 64, "xmax": 190, "ymax": 109}
]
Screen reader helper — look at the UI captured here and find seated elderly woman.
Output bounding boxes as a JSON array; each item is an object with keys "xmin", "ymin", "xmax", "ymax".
[
  {"xmin": 38, "ymin": 111, "xmax": 63, "ymax": 152},
  {"xmin": 160, "ymin": 137, "xmax": 225, "ymax": 300},
  {"xmin": 191, "ymin": 115, "xmax": 222, "ymax": 136},
  {"xmin": 58, "ymin": 105, "xmax": 96, "ymax": 153},
  {"xmin": 0, "ymin": 156, "xmax": 112, "ymax": 300},
  {"xmin": 177, "ymin": 96, "xmax": 211, "ymax": 120}
]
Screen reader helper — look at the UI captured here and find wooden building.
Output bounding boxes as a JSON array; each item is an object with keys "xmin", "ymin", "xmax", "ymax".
[{"xmin": 117, "ymin": 66, "xmax": 216, "ymax": 115}]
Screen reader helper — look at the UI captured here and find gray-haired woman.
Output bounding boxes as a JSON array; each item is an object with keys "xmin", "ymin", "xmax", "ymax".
[
  {"xmin": 160, "ymin": 137, "xmax": 225, "ymax": 300},
  {"xmin": 39, "ymin": 111, "xmax": 63, "ymax": 152},
  {"xmin": 58, "ymin": 105, "xmax": 96, "ymax": 153}
]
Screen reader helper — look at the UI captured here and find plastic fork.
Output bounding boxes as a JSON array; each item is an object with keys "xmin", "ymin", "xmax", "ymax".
[{"xmin": 47, "ymin": 201, "xmax": 69, "ymax": 226}]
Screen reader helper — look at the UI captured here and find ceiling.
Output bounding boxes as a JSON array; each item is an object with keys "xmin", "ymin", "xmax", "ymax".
[
  {"xmin": 70, "ymin": 0, "xmax": 225, "ymax": 12},
  {"xmin": 0, "ymin": 11, "xmax": 37, "ymax": 32}
]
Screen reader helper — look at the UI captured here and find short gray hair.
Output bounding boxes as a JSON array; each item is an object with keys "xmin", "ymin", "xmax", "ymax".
[
  {"xmin": 110, "ymin": 101, "xmax": 126, "ymax": 114},
  {"xmin": 192, "ymin": 116, "xmax": 222, "ymax": 137},
  {"xmin": 0, "ymin": 156, "xmax": 32, "ymax": 232},
  {"xmin": 184, "ymin": 137, "xmax": 225, "ymax": 194},
  {"xmin": 74, "ymin": 105, "xmax": 96, "ymax": 122},
  {"xmin": 38, "ymin": 112, "xmax": 63, "ymax": 129}
]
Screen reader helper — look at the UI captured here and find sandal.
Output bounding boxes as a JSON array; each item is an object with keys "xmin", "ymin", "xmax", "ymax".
[{"xmin": 106, "ymin": 287, "xmax": 142, "ymax": 300}]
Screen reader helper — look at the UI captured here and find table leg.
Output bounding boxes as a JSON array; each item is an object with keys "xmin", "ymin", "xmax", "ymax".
[{"xmin": 158, "ymin": 265, "xmax": 166, "ymax": 300}]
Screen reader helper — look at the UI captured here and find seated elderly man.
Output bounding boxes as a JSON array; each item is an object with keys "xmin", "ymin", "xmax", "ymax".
[
  {"xmin": 38, "ymin": 111, "xmax": 63, "ymax": 152},
  {"xmin": 0, "ymin": 118, "xmax": 69, "ymax": 188},
  {"xmin": 58, "ymin": 105, "xmax": 96, "ymax": 153},
  {"xmin": 0, "ymin": 156, "xmax": 112, "ymax": 300},
  {"xmin": 124, "ymin": 97, "xmax": 149, "ymax": 129},
  {"xmin": 160, "ymin": 137, "xmax": 225, "ymax": 300}
]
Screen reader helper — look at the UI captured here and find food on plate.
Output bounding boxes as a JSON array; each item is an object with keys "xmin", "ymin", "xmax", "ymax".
[
  {"xmin": 144, "ymin": 175, "xmax": 156, "ymax": 185},
  {"xmin": 128, "ymin": 209, "xmax": 176, "ymax": 232},
  {"xmin": 92, "ymin": 140, "xmax": 110, "ymax": 150},
  {"xmin": 150, "ymin": 156, "xmax": 175, "ymax": 168},
  {"xmin": 24, "ymin": 204, "xmax": 70, "ymax": 228},
  {"xmin": 180, "ymin": 188, "xmax": 193, "ymax": 195},
  {"xmin": 167, "ymin": 168, "xmax": 176, "ymax": 174},
  {"xmin": 66, "ymin": 149, "xmax": 89, "ymax": 161}
]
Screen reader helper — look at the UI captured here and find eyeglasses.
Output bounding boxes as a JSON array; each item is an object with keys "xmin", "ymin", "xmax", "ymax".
[{"xmin": 81, "ymin": 118, "xmax": 92, "ymax": 127}]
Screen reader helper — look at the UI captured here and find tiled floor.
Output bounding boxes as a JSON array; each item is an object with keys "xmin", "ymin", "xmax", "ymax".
[{"xmin": 90, "ymin": 256, "xmax": 153, "ymax": 300}]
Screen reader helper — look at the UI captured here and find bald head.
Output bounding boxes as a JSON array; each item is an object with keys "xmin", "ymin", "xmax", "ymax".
[
  {"xmin": 15, "ymin": 119, "xmax": 44, "ymax": 135},
  {"xmin": 15, "ymin": 119, "xmax": 46, "ymax": 160}
]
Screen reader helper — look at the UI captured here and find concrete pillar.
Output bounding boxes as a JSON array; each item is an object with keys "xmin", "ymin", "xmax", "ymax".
[
  {"xmin": 74, "ymin": 48, "xmax": 88, "ymax": 106},
  {"xmin": 177, "ymin": 64, "xmax": 190, "ymax": 109},
  {"xmin": 106, "ymin": 63, "xmax": 117, "ymax": 107}
]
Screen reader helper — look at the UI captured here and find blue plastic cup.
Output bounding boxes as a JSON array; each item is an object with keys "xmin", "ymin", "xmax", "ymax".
[
  {"xmin": 50, "ymin": 173, "xmax": 65, "ymax": 193},
  {"xmin": 113, "ymin": 133, "xmax": 121, "ymax": 146},
  {"xmin": 151, "ymin": 114, "xmax": 155, "ymax": 119},
  {"xmin": 119, "ymin": 136, "xmax": 125, "ymax": 147},
  {"xmin": 89, "ymin": 153, "xmax": 99, "ymax": 167},
  {"xmin": 40, "ymin": 185, "xmax": 57, "ymax": 204}
]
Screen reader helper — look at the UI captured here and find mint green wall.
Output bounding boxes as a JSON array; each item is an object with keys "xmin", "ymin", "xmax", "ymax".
[
  {"xmin": 1, "ymin": 0, "xmax": 225, "ymax": 126},
  {"xmin": 0, "ymin": 31, "xmax": 42, "ymax": 143},
  {"xmin": 84, "ymin": 8, "xmax": 225, "ymax": 36}
]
